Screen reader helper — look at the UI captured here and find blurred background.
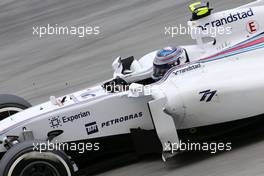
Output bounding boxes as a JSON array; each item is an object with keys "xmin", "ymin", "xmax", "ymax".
[{"xmin": 0, "ymin": 0, "xmax": 252, "ymax": 104}]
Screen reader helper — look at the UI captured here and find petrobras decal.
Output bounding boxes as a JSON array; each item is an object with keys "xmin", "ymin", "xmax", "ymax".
[
  {"xmin": 198, "ymin": 8, "xmax": 254, "ymax": 30},
  {"xmin": 85, "ymin": 121, "xmax": 99, "ymax": 135},
  {"xmin": 174, "ymin": 63, "xmax": 201, "ymax": 75},
  {"xmin": 101, "ymin": 112, "xmax": 143, "ymax": 128},
  {"xmin": 49, "ymin": 111, "xmax": 91, "ymax": 129}
]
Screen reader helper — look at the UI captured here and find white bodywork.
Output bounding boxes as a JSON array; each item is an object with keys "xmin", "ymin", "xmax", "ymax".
[{"xmin": 0, "ymin": 0, "xmax": 263, "ymax": 156}]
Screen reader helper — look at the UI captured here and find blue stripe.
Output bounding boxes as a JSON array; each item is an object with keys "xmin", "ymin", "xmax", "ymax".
[
  {"xmin": 200, "ymin": 42, "xmax": 264, "ymax": 63},
  {"xmin": 232, "ymin": 32, "xmax": 264, "ymax": 47}
]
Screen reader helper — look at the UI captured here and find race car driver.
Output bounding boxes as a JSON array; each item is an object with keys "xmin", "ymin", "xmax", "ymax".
[
  {"xmin": 103, "ymin": 47, "xmax": 190, "ymax": 92},
  {"xmin": 152, "ymin": 46, "xmax": 189, "ymax": 81},
  {"xmin": 106, "ymin": 46, "xmax": 189, "ymax": 92}
]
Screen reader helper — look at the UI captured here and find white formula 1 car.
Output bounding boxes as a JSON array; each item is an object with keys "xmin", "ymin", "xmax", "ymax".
[{"xmin": 0, "ymin": 0, "xmax": 264, "ymax": 175}]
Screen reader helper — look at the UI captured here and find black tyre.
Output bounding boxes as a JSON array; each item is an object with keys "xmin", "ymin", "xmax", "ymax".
[
  {"xmin": 0, "ymin": 140, "xmax": 75, "ymax": 176},
  {"xmin": 0, "ymin": 94, "xmax": 31, "ymax": 121}
]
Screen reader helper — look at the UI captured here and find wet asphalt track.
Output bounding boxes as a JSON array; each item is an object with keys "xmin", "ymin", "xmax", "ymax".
[{"xmin": 1, "ymin": 0, "xmax": 264, "ymax": 175}]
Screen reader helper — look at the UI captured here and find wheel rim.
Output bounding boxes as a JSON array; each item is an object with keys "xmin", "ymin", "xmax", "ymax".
[
  {"xmin": 7, "ymin": 152, "xmax": 72, "ymax": 176},
  {"xmin": 19, "ymin": 161, "xmax": 61, "ymax": 176},
  {"xmin": 0, "ymin": 107, "xmax": 23, "ymax": 120}
]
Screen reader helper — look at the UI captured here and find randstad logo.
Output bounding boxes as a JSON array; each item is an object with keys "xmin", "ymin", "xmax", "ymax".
[{"xmin": 198, "ymin": 8, "xmax": 254, "ymax": 30}]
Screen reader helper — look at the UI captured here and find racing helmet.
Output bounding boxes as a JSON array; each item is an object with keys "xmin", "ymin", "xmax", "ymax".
[
  {"xmin": 189, "ymin": 1, "xmax": 212, "ymax": 20},
  {"xmin": 152, "ymin": 46, "xmax": 187, "ymax": 80}
]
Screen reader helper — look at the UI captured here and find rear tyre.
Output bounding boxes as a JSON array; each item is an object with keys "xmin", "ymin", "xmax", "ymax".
[
  {"xmin": 0, "ymin": 94, "xmax": 31, "ymax": 121},
  {"xmin": 0, "ymin": 140, "xmax": 75, "ymax": 176}
]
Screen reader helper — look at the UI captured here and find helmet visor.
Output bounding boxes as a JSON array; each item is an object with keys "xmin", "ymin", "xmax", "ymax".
[{"xmin": 152, "ymin": 63, "xmax": 174, "ymax": 80}]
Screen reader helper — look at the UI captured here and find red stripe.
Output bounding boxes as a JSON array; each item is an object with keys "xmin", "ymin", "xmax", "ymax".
[{"xmin": 202, "ymin": 37, "xmax": 264, "ymax": 60}]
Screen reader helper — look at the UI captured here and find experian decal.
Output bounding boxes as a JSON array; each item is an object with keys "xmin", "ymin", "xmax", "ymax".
[{"xmin": 49, "ymin": 111, "xmax": 91, "ymax": 129}]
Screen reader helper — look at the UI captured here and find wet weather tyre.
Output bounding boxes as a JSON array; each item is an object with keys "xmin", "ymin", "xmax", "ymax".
[
  {"xmin": 0, "ymin": 140, "xmax": 75, "ymax": 176},
  {"xmin": 0, "ymin": 94, "xmax": 31, "ymax": 120}
]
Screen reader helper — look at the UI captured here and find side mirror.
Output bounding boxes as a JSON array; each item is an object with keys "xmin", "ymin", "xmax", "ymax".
[
  {"xmin": 112, "ymin": 56, "xmax": 122, "ymax": 71},
  {"xmin": 112, "ymin": 56, "xmax": 136, "ymax": 78},
  {"xmin": 112, "ymin": 56, "xmax": 123, "ymax": 78}
]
